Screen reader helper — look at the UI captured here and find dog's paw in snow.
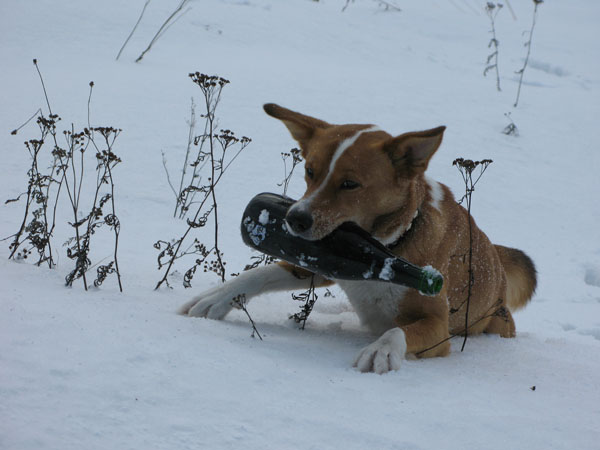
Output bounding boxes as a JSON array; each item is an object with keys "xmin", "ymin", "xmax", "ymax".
[
  {"xmin": 353, "ymin": 328, "xmax": 407, "ymax": 374},
  {"xmin": 178, "ymin": 264, "xmax": 281, "ymax": 319},
  {"xmin": 179, "ymin": 264, "xmax": 315, "ymax": 321},
  {"xmin": 178, "ymin": 284, "xmax": 237, "ymax": 319}
]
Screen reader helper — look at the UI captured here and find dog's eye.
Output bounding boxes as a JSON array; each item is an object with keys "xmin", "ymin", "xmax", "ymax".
[
  {"xmin": 340, "ymin": 180, "xmax": 361, "ymax": 190},
  {"xmin": 306, "ymin": 167, "xmax": 314, "ymax": 179}
]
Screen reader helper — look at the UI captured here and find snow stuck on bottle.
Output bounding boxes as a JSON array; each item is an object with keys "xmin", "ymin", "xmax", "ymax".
[
  {"xmin": 258, "ymin": 209, "xmax": 270, "ymax": 225},
  {"xmin": 419, "ymin": 265, "xmax": 443, "ymax": 296},
  {"xmin": 378, "ymin": 258, "xmax": 395, "ymax": 281},
  {"xmin": 362, "ymin": 261, "xmax": 376, "ymax": 279},
  {"xmin": 422, "ymin": 265, "xmax": 442, "ymax": 285},
  {"xmin": 297, "ymin": 252, "xmax": 318, "ymax": 268},
  {"xmin": 243, "ymin": 216, "xmax": 267, "ymax": 246}
]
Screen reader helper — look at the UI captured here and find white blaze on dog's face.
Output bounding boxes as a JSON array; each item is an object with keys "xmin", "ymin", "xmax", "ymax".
[{"xmin": 264, "ymin": 103, "xmax": 445, "ymax": 241}]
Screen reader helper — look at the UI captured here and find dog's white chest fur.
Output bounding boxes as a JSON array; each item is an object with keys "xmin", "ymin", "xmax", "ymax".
[{"xmin": 337, "ymin": 279, "xmax": 407, "ymax": 335}]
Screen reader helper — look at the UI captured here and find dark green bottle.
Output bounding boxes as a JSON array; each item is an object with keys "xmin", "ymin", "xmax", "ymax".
[{"xmin": 240, "ymin": 193, "xmax": 443, "ymax": 296}]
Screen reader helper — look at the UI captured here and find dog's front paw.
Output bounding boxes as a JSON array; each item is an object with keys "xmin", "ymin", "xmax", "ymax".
[
  {"xmin": 178, "ymin": 286, "xmax": 237, "ymax": 319},
  {"xmin": 353, "ymin": 328, "xmax": 407, "ymax": 374}
]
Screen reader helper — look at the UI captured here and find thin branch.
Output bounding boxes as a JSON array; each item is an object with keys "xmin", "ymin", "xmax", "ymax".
[
  {"xmin": 232, "ymin": 294, "xmax": 263, "ymax": 340},
  {"xmin": 155, "ymin": 6, "xmax": 191, "ymax": 41},
  {"xmin": 116, "ymin": 0, "xmax": 151, "ymax": 61},
  {"xmin": 452, "ymin": 158, "xmax": 493, "ymax": 351},
  {"xmin": 290, "ymin": 275, "xmax": 318, "ymax": 330},
  {"xmin": 135, "ymin": 0, "xmax": 190, "ymax": 63},
  {"xmin": 173, "ymin": 97, "xmax": 196, "ymax": 217},
  {"xmin": 33, "ymin": 59, "xmax": 53, "ymax": 116},
  {"xmin": 504, "ymin": 0, "xmax": 517, "ymax": 20},
  {"xmin": 10, "ymin": 108, "xmax": 42, "ymax": 136},
  {"xmin": 415, "ymin": 299, "xmax": 504, "ymax": 357},
  {"xmin": 105, "ymin": 151, "xmax": 123, "ymax": 292},
  {"xmin": 514, "ymin": 0, "xmax": 543, "ymax": 108},
  {"xmin": 483, "ymin": 3, "xmax": 503, "ymax": 92},
  {"xmin": 161, "ymin": 150, "xmax": 179, "ymax": 199},
  {"xmin": 277, "ymin": 148, "xmax": 302, "ymax": 196}
]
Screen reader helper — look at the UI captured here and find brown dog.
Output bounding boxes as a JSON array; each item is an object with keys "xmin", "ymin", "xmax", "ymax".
[{"xmin": 180, "ymin": 104, "xmax": 537, "ymax": 374}]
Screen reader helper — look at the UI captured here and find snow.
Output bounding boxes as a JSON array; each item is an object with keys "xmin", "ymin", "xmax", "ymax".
[
  {"xmin": 422, "ymin": 265, "xmax": 442, "ymax": 285},
  {"xmin": 297, "ymin": 253, "xmax": 317, "ymax": 268},
  {"xmin": 362, "ymin": 261, "xmax": 376, "ymax": 279},
  {"xmin": 378, "ymin": 257, "xmax": 395, "ymax": 281},
  {"xmin": 1, "ymin": 0, "xmax": 600, "ymax": 449},
  {"xmin": 258, "ymin": 208, "xmax": 270, "ymax": 225},
  {"xmin": 243, "ymin": 216, "xmax": 267, "ymax": 246}
]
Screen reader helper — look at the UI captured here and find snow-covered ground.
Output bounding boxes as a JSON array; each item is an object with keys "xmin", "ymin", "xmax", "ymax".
[{"xmin": 1, "ymin": 0, "xmax": 599, "ymax": 449}]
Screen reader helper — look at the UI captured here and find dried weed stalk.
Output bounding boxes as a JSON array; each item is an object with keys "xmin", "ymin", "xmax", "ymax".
[
  {"xmin": 502, "ymin": 112, "xmax": 519, "ymax": 136},
  {"xmin": 116, "ymin": 0, "xmax": 151, "ymax": 60},
  {"xmin": 514, "ymin": 0, "xmax": 543, "ymax": 107},
  {"xmin": 415, "ymin": 298, "xmax": 509, "ymax": 357},
  {"xmin": 290, "ymin": 276, "xmax": 318, "ymax": 330},
  {"xmin": 5, "ymin": 61, "xmax": 123, "ymax": 291},
  {"xmin": 452, "ymin": 158, "xmax": 493, "ymax": 351},
  {"xmin": 277, "ymin": 148, "xmax": 302, "ymax": 197},
  {"xmin": 5, "ymin": 114, "xmax": 58, "ymax": 266},
  {"xmin": 232, "ymin": 294, "xmax": 263, "ymax": 340},
  {"xmin": 135, "ymin": 0, "xmax": 191, "ymax": 63},
  {"xmin": 164, "ymin": 97, "xmax": 201, "ymax": 219},
  {"xmin": 61, "ymin": 124, "xmax": 123, "ymax": 291},
  {"xmin": 155, "ymin": 73, "xmax": 251, "ymax": 290},
  {"xmin": 484, "ymin": 2, "xmax": 503, "ymax": 92}
]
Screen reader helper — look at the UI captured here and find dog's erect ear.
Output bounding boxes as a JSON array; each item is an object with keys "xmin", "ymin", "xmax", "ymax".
[
  {"xmin": 263, "ymin": 103, "xmax": 330, "ymax": 149},
  {"xmin": 383, "ymin": 126, "xmax": 446, "ymax": 177}
]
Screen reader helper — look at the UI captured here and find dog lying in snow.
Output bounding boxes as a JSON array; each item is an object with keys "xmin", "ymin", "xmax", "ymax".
[{"xmin": 180, "ymin": 104, "xmax": 537, "ymax": 374}]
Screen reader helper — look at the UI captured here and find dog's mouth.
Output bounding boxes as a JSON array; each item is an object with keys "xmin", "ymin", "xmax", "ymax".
[{"xmin": 285, "ymin": 216, "xmax": 369, "ymax": 243}]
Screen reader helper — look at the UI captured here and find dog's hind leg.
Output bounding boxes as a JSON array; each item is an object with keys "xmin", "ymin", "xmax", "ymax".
[
  {"xmin": 483, "ymin": 305, "xmax": 516, "ymax": 338},
  {"xmin": 179, "ymin": 262, "xmax": 332, "ymax": 319}
]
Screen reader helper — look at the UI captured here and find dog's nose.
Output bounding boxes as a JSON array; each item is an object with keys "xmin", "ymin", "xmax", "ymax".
[{"xmin": 285, "ymin": 208, "xmax": 313, "ymax": 235}]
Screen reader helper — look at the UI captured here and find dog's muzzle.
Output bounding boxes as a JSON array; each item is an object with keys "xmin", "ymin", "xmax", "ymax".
[{"xmin": 285, "ymin": 206, "xmax": 313, "ymax": 237}]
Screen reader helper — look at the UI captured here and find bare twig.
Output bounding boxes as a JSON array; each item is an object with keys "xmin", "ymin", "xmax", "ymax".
[
  {"xmin": 33, "ymin": 59, "xmax": 54, "ymax": 116},
  {"xmin": 161, "ymin": 150, "xmax": 178, "ymax": 199},
  {"xmin": 290, "ymin": 275, "xmax": 318, "ymax": 330},
  {"xmin": 33, "ymin": 59, "xmax": 68, "ymax": 267},
  {"xmin": 116, "ymin": 0, "xmax": 151, "ymax": 61},
  {"xmin": 415, "ymin": 298, "xmax": 504, "ymax": 357},
  {"xmin": 277, "ymin": 148, "xmax": 302, "ymax": 196},
  {"xmin": 173, "ymin": 98, "xmax": 197, "ymax": 217},
  {"xmin": 505, "ymin": 0, "xmax": 517, "ymax": 20},
  {"xmin": 483, "ymin": 3, "xmax": 503, "ymax": 92},
  {"xmin": 155, "ymin": 6, "xmax": 192, "ymax": 41},
  {"xmin": 514, "ymin": 0, "xmax": 543, "ymax": 108},
  {"xmin": 232, "ymin": 294, "xmax": 263, "ymax": 340},
  {"xmin": 10, "ymin": 108, "xmax": 42, "ymax": 136},
  {"xmin": 135, "ymin": 0, "xmax": 190, "ymax": 63},
  {"xmin": 452, "ymin": 158, "xmax": 493, "ymax": 351}
]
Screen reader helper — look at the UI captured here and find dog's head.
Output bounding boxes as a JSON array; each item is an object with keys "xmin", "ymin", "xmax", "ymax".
[{"xmin": 264, "ymin": 103, "xmax": 445, "ymax": 242}]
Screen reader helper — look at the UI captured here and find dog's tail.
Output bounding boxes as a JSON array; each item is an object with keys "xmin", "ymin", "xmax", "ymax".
[{"xmin": 495, "ymin": 245, "xmax": 537, "ymax": 311}]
